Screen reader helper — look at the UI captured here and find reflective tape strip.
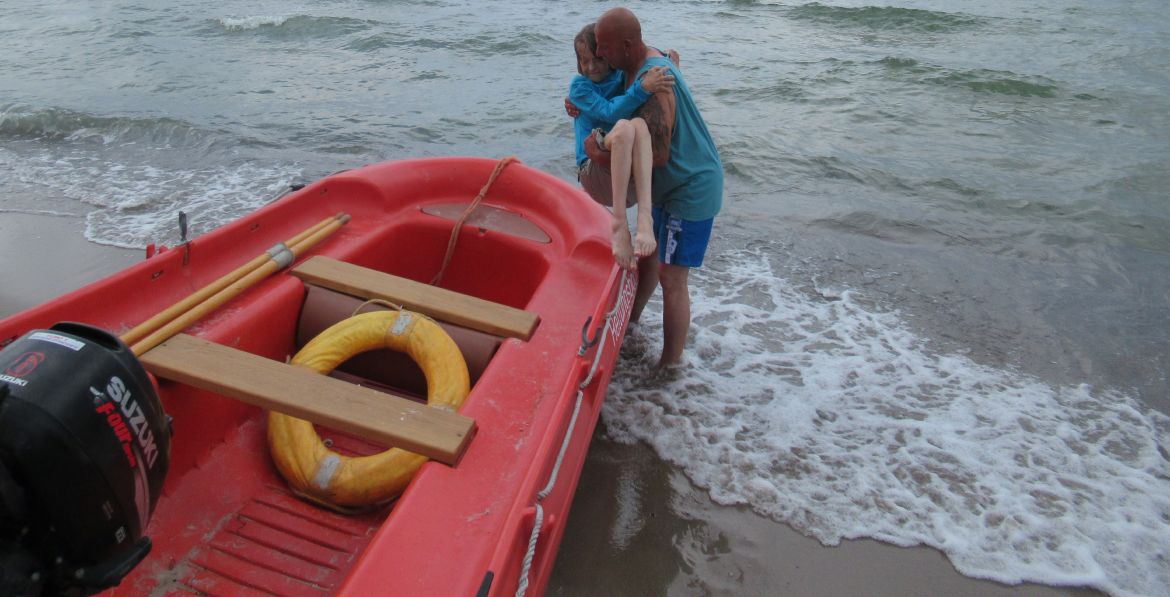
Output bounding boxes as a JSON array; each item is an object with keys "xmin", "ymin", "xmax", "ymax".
[
  {"xmin": 313, "ymin": 454, "xmax": 341, "ymax": 490},
  {"xmin": 267, "ymin": 242, "xmax": 294, "ymax": 269},
  {"xmin": 390, "ymin": 312, "xmax": 413, "ymax": 336}
]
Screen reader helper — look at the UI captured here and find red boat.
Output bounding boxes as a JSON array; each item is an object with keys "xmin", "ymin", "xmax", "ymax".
[{"xmin": 0, "ymin": 157, "xmax": 636, "ymax": 596}]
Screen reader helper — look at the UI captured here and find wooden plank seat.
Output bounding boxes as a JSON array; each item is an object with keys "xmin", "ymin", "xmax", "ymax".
[
  {"xmin": 290, "ymin": 256, "xmax": 540, "ymax": 341},
  {"xmin": 297, "ymin": 285, "xmax": 501, "ymax": 395},
  {"xmin": 140, "ymin": 334, "xmax": 474, "ymax": 465}
]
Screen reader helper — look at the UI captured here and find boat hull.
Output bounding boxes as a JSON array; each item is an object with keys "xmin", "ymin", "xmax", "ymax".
[{"xmin": 0, "ymin": 158, "xmax": 633, "ymax": 596}]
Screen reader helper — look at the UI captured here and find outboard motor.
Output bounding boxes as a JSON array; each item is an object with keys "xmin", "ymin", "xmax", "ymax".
[{"xmin": 0, "ymin": 323, "xmax": 171, "ymax": 595}]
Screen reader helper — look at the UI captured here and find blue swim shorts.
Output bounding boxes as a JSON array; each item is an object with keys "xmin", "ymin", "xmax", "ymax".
[{"xmin": 652, "ymin": 205, "xmax": 714, "ymax": 268}]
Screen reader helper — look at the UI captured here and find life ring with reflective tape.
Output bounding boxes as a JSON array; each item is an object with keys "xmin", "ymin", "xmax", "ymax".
[{"xmin": 267, "ymin": 310, "xmax": 470, "ymax": 511}]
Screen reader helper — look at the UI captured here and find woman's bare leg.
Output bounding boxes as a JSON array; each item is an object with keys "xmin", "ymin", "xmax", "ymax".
[
  {"xmin": 605, "ymin": 120, "xmax": 637, "ymax": 270},
  {"xmin": 629, "ymin": 118, "xmax": 657, "ymax": 258}
]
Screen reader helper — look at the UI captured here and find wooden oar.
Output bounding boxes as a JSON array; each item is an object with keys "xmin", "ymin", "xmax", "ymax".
[
  {"xmin": 129, "ymin": 214, "xmax": 351, "ymax": 356},
  {"xmin": 121, "ymin": 214, "xmax": 345, "ymax": 347}
]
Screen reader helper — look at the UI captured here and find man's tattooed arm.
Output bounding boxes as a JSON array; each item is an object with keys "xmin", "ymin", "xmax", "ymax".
[{"xmin": 637, "ymin": 89, "xmax": 676, "ymax": 167}]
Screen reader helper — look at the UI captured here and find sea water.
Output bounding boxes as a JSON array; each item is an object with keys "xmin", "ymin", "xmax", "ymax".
[{"xmin": 1, "ymin": 1, "xmax": 1167, "ymax": 595}]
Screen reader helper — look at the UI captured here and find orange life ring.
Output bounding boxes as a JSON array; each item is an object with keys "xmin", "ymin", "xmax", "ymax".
[{"xmin": 267, "ymin": 310, "xmax": 470, "ymax": 511}]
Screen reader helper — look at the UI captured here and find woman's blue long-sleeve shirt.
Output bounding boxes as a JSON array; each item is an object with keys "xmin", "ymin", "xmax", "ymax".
[{"xmin": 569, "ymin": 71, "xmax": 651, "ymax": 166}]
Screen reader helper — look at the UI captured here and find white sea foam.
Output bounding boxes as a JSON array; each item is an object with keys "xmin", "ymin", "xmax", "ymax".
[
  {"xmin": 217, "ymin": 15, "xmax": 290, "ymax": 31},
  {"xmin": 603, "ymin": 243, "xmax": 1170, "ymax": 597},
  {"xmin": 0, "ymin": 208, "xmax": 79, "ymax": 217},
  {"xmin": 4, "ymin": 148, "xmax": 302, "ymax": 247},
  {"xmin": 81, "ymin": 161, "xmax": 303, "ymax": 248},
  {"xmin": 610, "ymin": 458, "xmax": 646, "ymax": 551}
]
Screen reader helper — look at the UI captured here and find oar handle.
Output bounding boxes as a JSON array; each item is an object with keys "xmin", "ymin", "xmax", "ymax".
[
  {"xmin": 121, "ymin": 214, "xmax": 345, "ymax": 346},
  {"xmin": 129, "ymin": 214, "xmax": 350, "ymax": 356}
]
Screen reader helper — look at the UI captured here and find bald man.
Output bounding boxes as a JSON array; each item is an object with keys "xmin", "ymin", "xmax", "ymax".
[{"xmin": 585, "ymin": 7, "xmax": 723, "ymax": 367}]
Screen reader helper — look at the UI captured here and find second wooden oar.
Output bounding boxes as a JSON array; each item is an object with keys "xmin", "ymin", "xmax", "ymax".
[
  {"xmin": 129, "ymin": 214, "xmax": 350, "ymax": 356},
  {"xmin": 120, "ymin": 213, "xmax": 345, "ymax": 346}
]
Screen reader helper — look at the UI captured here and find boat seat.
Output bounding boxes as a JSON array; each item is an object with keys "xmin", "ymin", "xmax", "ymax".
[
  {"xmin": 297, "ymin": 285, "xmax": 500, "ymax": 397},
  {"xmin": 290, "ymin": 256, "xmax": 540, "ymax": 341},
  {"xmin": 140, "ymin": 334, "xmax": 474, "ymax": 465}
]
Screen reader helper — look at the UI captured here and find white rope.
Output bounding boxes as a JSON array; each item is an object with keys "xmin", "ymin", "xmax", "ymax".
[
  {"xmin": 515, "ymin": 270, "xmax": 630, "ymax": 597},
  {"xmin": 515, "ymin": 503, "xmax": 543, "ymax": 597}
]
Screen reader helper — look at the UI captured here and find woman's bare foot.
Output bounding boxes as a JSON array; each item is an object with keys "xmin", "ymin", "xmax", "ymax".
[
  {"xmin": 612, "ymin": 227, "xmax": 637, "ymax": 270},
  {"xmin": 633, "ymin": 212, "xmax": 656, "ymax": 258},
  {"xmin": 633, "ymin": 226, "xmax": 657, "ymax": 258}
]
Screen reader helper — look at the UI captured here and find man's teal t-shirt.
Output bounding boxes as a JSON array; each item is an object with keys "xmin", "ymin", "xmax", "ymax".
[{"xmin": 637, "ymin": 56, "xmax": 723, "ymax": 221}]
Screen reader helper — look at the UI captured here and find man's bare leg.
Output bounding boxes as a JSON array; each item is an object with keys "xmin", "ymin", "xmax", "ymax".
[
  {"xmin": 604, "ymin": 120, "xmax": 637, "ymax": 270},
  {"xmin": 657, "ymin": 263, "xmax": 690, "ymax": 366},
  {"xmin": 630, "ymin": 253, "xmax": 659, "ymax": 324}
]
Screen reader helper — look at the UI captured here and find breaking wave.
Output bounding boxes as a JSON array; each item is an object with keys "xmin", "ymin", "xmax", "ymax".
[
  {"xmin": 212, "ymin": 14, "xmax": 373, "ymax": 38},
  {"xmin": 0, "ymin": 105, "xmax": 304, "ymax": 249},
  {"xmin": 789, "ymin": 2, "xmax": 986, "ymax": 33},
  {"xmin": 216, "ymin": 15, "xmax": 290, "ymax": 31},
  {"xmin": 0, "ymin": 104, "xmax": 217, "ymax": 148},
  {"xmin": 603, "ymin": 242, "xmax": 1170, "ymax": 597},
  {"xmin": 876, "ymin": 58, "xmax": 1061, "ymax": 97}
]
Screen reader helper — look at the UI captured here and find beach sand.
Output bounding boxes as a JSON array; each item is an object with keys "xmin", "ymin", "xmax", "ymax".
[
  {"xmin": 0, "ymin": 212, "xmax": 138, "ymax": 319},
  {"xmin": 1, "ymin": 212, "xmax": 1104, "ymax": 596}
]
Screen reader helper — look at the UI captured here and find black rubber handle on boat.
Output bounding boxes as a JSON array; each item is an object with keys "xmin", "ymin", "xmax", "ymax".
[
  {"xmin": 578, "ymin": 315, "xmax": 601, "ymax": 356},
  {"xmin": 476, "ymin": 571, "xmax": 494, "ymax": 597}
]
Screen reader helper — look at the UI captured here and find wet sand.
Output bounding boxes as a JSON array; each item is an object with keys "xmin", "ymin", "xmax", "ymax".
[
  {"xmin": 550, "ymin": 431, "xmax": 1104, "ymax": 596},
  {"xmin": 2, "ymin": 212, "xmax": 1104, "ymax": 596},
  {"xmin": 0, "ymin": 212, "xmax": 138, "ymax": 319}
]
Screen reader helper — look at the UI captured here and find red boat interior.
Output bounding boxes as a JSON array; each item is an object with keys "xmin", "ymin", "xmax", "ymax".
[
  {"xmin": 1, "ymin": 159, "xmax": 621, "ymax": 596},
  {"xmin": 135, "ymin": 214, "xmax": 555, "ymax": 593},
  {"xmin": 129, "ymin": 312, "xmax": 494, "ymax": 594}
]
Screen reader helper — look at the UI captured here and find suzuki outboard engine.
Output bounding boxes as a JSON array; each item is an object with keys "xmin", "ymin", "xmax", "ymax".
[{"xmin": 0, "ymin": 323, "xmax": 171, "ymax": 595}]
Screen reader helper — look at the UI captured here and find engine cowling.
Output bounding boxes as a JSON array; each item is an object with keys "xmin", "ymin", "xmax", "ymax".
[{"xmin": 0, "ymin": 322, "xmax": 171, "ymax": 594}]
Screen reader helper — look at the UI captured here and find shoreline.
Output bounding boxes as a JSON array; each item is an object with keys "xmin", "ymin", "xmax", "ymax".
[
  {"xmin": 2, "ymin": 212, "xmax": 1104, "ymax": 596},
  {"xmin": 551, "ymin": 432, "xmax": 1104, "ymax": 596}
]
